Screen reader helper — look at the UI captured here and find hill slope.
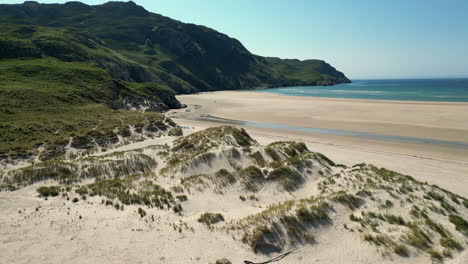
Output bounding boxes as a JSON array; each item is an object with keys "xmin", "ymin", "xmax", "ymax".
[
  {"xmin": 0, "ymin": 1, "xmax": 350, "ymax": 93},
  {"xmin": 0, "ymin": 1, "xmax": 350, "ymax": 162},
  {"xmin": 0, "ymin": 55, "xmax": 182, "ymax": 163}
]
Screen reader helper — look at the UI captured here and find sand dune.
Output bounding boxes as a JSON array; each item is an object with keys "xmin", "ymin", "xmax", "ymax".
[
  {"xmin": 1, "ymin": 126, "xmax": 467, "ymax": 264},
  {"xmin": 2, "ymin": 92, "xmax": 468, "ymax": 264}
]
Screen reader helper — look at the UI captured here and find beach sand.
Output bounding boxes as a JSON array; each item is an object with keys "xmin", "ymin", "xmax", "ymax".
[
  {"xmin": 1, "ymin": 91, "xmax": 468, "ymax": 264},
  {"xmin": 168, "ymin": 91, "xmax": 468, "ymax": 196}
]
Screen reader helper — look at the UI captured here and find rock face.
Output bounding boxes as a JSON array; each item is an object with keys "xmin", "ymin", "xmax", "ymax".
[{"xmin": 0, "ymin": 1, "xmax": 351, "ymax": 93}]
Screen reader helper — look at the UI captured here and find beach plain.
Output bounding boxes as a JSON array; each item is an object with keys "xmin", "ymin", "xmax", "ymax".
[
  {"xmin": 1, "ymin": 90, "xmax": 468, "ymax": 264},
  {"xmin": 169, "ymin": 91, "xmax": 468, "ymax": 196}
]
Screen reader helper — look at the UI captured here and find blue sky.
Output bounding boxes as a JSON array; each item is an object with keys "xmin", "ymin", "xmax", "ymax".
[{"xmin": 3, "ymin": 0, "xmax": 468, "ymax": 79}]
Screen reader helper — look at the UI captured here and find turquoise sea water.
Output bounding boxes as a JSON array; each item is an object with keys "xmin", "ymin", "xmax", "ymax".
[{"xmin": 256, "ymin": 79, "xmax": 468, "ymax": 102}]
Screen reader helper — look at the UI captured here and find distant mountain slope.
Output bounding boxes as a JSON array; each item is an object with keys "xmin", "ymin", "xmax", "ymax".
[
  {"xmin": 0, "ymin": 1, "xmax": 350, "ymax": 162},
  {"xmin": 0, "ymin": 1, "xmax": 350, "ymax": 93}
]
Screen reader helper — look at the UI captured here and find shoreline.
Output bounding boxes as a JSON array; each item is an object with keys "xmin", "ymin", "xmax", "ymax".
[
  {"xmin": 172, "ymin": 118, "xmax": 468, "ymax": 197},
  {"xmin": 168, "ymin": 90, "xmax": 468, "ymax": 196},
  {"xmin": 190, "ymin": 114, "xmax": 468, "ymax": 148},
  {"xmin": 190, "ymin": 89, "xmax": 468, "ymax": 105},
  {"xmin": 170, "ymin": 91, "xmax": 468, "ymax": 141}
]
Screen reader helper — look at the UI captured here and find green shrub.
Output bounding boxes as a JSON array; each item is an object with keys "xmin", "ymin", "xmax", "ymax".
[
  {"xmin": 249, "ymin": 225, "xmax": 271, "ymax": 253},
  {"xmin": 214, "ymin": 169, "xmax": 236, "ymax": 185},
  {"xmin": 198, "ymin": 213, "xmax": 224, "ymax": 226},
  {"xmin": 286, "ymin": 142, "xmax": 308, "ymax": 156},
  {"xmin": 439, "ymin": 237, "xmax": 462, "ymax": 250},
  {"xmin": 404, "ymin": 225, "xmax": 431, "ymax": 249},
  {"xmin": 286, "ymin": 154, "xmax": 313, "ymax": 170},
  {"xmin": 265, "ymin": 147, "xmax": 280, "ymax": 161},
  {"xmin": 332, "ymin": 191, "xmax": 362, "ymax": 209},
  {"xmin": 425, "ymin": 219, "xmax": 449, "ymax": 237},
  {"xmin": 231, "ymin": 128, "xmax": 253, "ymax": 147},
  {"xmin": 356, "ymin": 189, "xmax": 372, "ymax": 197},
  {"xmin": 442, "ymin": 248, "xmax": 452, "ymax": 257},
  {"xmin": 350, "ymin": 214, "xmax": 361, "ymax": 222},
  {"xmin": 463, "ymin": 199, "xmax": 468, "ymax": 208},
  {"xmin": 0, "ymin": 184, "xmax": 17, "ymax": 191},
  {"xmin": 240, "ymin": 166, "xmax": 264, "ymax": 191},
  {"xmin": 268, "ymin": 166, "xmax": 303, "ymax": 191},
  {"xmin": 214, "ymin": 258, "xmax": 232, "ymax": 264},
  {"xmin": 384, "ymin": 200, "xmax": 393, "ymax": 208},
  {"xmin": 426, "ymin": 248, "xmax": 443, "ymax": 262},
  {"xmin": 441, "ymin": 200, "xmax": 457, "ymax": 213},
  {"xmin": 138, "ymin": 207, "xmax": 146, "ymax": 218},
  {"xmin": 314, "ymin": 152, "xmax": 336, "ymax": 166},
  {"xmin": 229, "ymin": 148, "xmax": 240, "ymax": 159},
  {"xmin": 250, "ymin": 151, "xmax": 266, "ymax": 167},
  {"xmin": 86, "ymin": 178, "xmax": 174, "ymax": 209},
  {"xmin": 366, "ymin": 211, "xmax": 383, "ymax": 219},
  {"xmin": 176, "ymin": 195, "xmax": 188, "ymax": 201},
  {"xmin": 363, "ymin": 234, "xmax": 393, "ymax": 247},
  {"xmin": 36, "ymin": 186, "xmax": 60, "ymax": 197},
  {"xmin": 173, "ymin": 204, "xmax": 182, "ymax": 213},
  {"xmin": 448, "ymin": 214, "xmax": 468, "ymax": 235},
  {"xmin": 410, "ymin": 206, "xmax": 428, "ymax": 219},
  {"xmin": 75, "ymin": 186, "xmax": 88, "ymax": 195},
  {"xmin": 296, "ymin": 204, "xmax": 329, "ymax": 223},
  {"xmin": 168, "ymin": 126, "xmax": 183, "ymax": 136},
  {"xmin": 427, "ymin": 191, "xmax": 445, "ymax": 201},
  {"xmin": 393, "ymin": 244, "xmax": 409, "ymax": 257},
  {"xmin": 450, "ymin": 195, "xmax": 460, "ymax": 205},
  {"xmin": 384, "ymin": 214, "xmax": 405, "ymax": 225}
]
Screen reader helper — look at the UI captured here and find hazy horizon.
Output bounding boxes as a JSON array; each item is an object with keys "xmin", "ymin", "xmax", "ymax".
[{"xmin": 3, "ymin": 0, "xmax": 468, "ymax": 79}]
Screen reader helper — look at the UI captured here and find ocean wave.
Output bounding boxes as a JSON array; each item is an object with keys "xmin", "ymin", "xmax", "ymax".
[
  {"xmin": 259, "ymin": 79, "xmax": 468, "ymax": 102},
  {"xmin": 430, "ymin": 95, "xmax": 468, "ymax": 98},
  {"xmin": 298, "ymin": 89, "xmax": 387, "ymax": 94}
]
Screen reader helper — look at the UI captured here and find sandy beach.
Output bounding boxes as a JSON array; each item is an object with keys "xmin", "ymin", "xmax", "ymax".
[
  {"xmin": 168, "ymin": 91, "xmax": 468, "ymax": 196},
  {"xmin": 2, "ymin": 91, "xmax": 468, "ymax": 264}
]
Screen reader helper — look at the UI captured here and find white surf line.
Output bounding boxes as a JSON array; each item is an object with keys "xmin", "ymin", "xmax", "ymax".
[{"xmin": 174, "ymin": 117, "xmax": 468, "ymax": 166}]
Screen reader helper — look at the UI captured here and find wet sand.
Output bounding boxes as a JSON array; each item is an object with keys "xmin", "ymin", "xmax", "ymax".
[{"xmin": 168, "ymin": 91, "xmax": 468, "ymax": 196}]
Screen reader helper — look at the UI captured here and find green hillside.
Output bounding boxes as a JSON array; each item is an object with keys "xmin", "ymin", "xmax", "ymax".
[
  {"xmin": 0, "ymin": 1, "xmax": 350, "ymax": 93},
  {"xmin": 0, "ymin": 1, "xmax": 350, "ymax": 162},
  {"xmin": 0, "ymin": 56, "xmax": 180, "ymax": 161}
]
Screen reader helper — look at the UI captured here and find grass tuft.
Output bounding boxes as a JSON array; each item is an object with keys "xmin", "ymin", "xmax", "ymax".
[
  {"xmin": 36, "ymin": 186, "xmax": 60, "ymax": 197},
  {"xmin": 198, "ymin": 213, "xmax": 224, "ymax": 226}
]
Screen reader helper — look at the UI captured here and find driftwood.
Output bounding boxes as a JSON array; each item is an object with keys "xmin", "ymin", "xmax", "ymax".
[{"xmin": 243, "ymin": 249, "xmax": 296, "ymax": 264}]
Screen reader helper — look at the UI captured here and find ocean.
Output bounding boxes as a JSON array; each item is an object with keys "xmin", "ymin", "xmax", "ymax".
[{"xmin": 256, "ymin": 78, "xmax": 468, "ymax": 102}]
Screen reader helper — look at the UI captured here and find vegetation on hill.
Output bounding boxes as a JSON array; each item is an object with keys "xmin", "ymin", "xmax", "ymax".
[
  {"xmin": 0, "ymin": 1, "xmax": 350, "ymax": 94},
  {"xmin": 0, "ymin": 1, "xmax": 350, "ymax": 162},
  {"xmin": 0, "ymin": 55, "xmax": 181, "ymax": 161}
]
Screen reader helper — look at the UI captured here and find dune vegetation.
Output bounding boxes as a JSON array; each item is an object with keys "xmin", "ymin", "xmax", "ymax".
[{"xmin": 2, "ymin": 125, "xmax": 467, "ymax": 263}]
